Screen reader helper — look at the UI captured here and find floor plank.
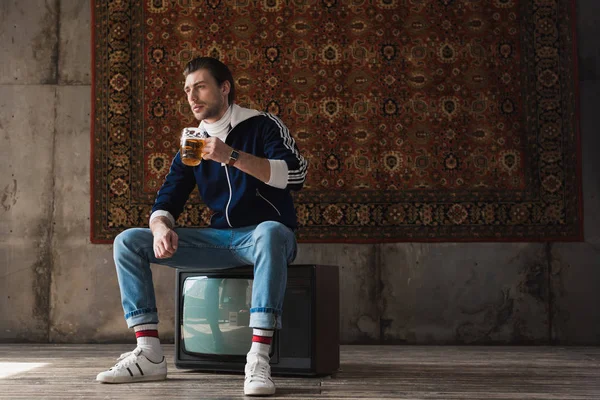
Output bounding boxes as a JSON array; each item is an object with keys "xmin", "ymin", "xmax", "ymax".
[{"xmin": 0, "ymin": 345, "xmax": 598, "ymax": 399}]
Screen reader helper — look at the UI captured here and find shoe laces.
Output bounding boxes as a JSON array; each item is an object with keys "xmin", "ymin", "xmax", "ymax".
[
  {"xmin": 112, "ymin": 347, "xmax": 143, "ymax": 369},
  {"xmin": 246, "ymin": 359, "xmax": 271, "ymax": 383}
]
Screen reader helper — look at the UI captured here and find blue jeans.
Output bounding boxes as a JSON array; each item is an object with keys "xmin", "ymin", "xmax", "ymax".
[{"xmin": 113, "ymin": 221, "xmax": 297, "ymax": 330}]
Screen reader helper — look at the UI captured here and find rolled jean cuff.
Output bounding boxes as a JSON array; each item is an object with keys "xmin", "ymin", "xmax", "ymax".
[
  {"xmin": 125, "ymin": 308, "xmax": 159, "ymax": 329},
  {"xmin": 249, "ymin": 308, "xmax": 281, "ymax": 330}
]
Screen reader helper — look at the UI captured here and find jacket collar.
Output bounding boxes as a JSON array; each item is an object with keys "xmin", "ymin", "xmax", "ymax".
[{"xmin": 230, "ymin": 104, "xmax": 261, "ymax": 129}]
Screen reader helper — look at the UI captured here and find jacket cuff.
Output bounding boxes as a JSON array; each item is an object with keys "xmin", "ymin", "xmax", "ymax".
[
  {"xmin": 267, "ymin": 159, "xmax": 288, "ymax": 189},
  {"xmin": 149, "ymin": 210, "xmax": 175, "ymax": 227}
]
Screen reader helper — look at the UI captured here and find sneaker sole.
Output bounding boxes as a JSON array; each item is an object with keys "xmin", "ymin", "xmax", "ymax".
[
  {"xmin": 97, "ymin": 373, "xmax": 167, "ymax": 384},
  {"xmin": 244, "ymin": 387, "xmax": 276, "ymax": 396}
]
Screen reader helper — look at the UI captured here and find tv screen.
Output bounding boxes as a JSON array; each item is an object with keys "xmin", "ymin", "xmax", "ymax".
[
  {"xmin": 181, "ymin": 276, "xmax": 261, "ymax": 357},
  {"xmin": 175, "ymin": 265, "xmax": 340, "ymax": 376}
]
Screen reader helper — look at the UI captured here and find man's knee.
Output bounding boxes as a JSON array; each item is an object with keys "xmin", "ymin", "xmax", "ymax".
[
  {"xmin": 252, "ymin": 221, "xmax": 297, "ymax": 262},
  {"xmin": 253, "ymin": 221, "xmax": 292, "ymax": 244},
  {"xmin": 114, "ymin": 228, "xmax": 151, "ymax": 252}
]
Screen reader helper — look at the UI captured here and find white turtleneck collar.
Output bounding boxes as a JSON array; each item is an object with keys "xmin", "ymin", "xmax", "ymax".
[
  {"xmin": 198, "ymin": 104, "xmax": 261, "ymax": 142},
  {"xmin": 199, "ymin": 105, "xmax": 232, "ymax": 141}
]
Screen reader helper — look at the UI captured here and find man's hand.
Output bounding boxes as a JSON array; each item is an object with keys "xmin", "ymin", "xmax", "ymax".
[
  {"xmin": 150, "ymin": 216, "xmax": 178, "ymax": 259},
  {"xmin": 201, "ymin": 137, "xmax": 233, "ymax": 164}
]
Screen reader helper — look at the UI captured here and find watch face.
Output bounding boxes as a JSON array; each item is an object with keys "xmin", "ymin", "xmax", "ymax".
[{"xmin": 229, "ymin": 150, "xmax": 239, "ymax": 165}]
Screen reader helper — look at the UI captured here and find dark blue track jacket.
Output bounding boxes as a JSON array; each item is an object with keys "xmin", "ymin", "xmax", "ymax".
[{"xmin": 151, "ymin": 106, "xmax": 307, "ymax": 230}]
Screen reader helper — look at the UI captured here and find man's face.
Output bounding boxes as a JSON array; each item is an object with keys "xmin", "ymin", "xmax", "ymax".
[{"xmin": 184, "ymin": 68, "xmax": 230, "ymax": 123}]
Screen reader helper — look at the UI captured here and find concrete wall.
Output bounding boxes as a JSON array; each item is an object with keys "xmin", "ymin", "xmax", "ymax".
[{"xmin": 1, "ymin": 0, "xmax": 599, "ymax": 345}]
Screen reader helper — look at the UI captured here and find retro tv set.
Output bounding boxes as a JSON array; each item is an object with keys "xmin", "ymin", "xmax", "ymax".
[{"xmin": 174, "ymin": 264, "xmax": 339, "ymax": 376}]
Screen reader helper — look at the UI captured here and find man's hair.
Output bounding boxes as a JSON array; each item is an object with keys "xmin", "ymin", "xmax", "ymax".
[{"xmin": 183, "ymin": 57, "xmax": 235, "ymax": 105}]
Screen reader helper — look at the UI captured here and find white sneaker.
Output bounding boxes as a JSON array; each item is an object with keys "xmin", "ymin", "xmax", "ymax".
[
  {"xmin": 96, "ymin": 347, "xmax": 167, "ymax": 383},
  {"xmin": 244, "ymin": 352, "xmax": 275, "ymax": 396}
]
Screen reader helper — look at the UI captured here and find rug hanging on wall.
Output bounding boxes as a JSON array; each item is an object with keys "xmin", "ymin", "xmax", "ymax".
[{"xmin": 91, "ymin": 0, "xmax": 582, "ymax": 243}]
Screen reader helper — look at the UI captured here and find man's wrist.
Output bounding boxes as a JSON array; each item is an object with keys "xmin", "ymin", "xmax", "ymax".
[{"xmin": 150, "ymin": 216, "xmax": 173, "ymax": 234}]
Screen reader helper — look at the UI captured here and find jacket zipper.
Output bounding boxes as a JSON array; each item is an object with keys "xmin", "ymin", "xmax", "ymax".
[
  {"xmin": 223, "ymin": 123, "xmax": 235, "ymax": 227},
  {"xmin": 256, "ymin": 189, "xmax": 281, "ymax": 216},
  {"xmin": 224, "ymin": 167, "xmax": 233, "ymax": 227}
]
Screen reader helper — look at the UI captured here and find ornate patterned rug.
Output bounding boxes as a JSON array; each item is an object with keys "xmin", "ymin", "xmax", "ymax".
[{"xmin": 91, "ymin": 0, "xmax": 582, "ymax": 243}]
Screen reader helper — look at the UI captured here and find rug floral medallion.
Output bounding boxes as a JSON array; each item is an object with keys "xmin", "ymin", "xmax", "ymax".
[{"xmin": 92, "ymin": 0, "xmax": 582, "ymax": 243}]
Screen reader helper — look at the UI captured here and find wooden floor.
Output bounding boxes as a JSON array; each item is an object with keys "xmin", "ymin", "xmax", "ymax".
[{"xmin": 0, "ymin": 344, "xmax": 599, "ymax": 399}]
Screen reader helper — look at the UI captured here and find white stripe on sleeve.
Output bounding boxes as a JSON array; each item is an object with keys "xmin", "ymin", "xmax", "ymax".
[
  {"xmin": 267, "ymin": 159, "xmax": 289, "ymax": 189},
  {"xmin": 263, "ymin": 113, "xmax": 308, "ymax": 184}
]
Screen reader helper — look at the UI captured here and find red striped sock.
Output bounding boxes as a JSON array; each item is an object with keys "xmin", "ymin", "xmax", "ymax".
[
  {"xmin": 133, "ymin": 324, "xmax": 162, "ymax": 363},
  {"xmin": 134, "ymin": 323, "xmax": 160, "ymax": 339},
  {"xmin": 252, "ymin": 334, "xmax": 273, "ymax": 345},
  {"xmin": 251, "ymin": 328, "xmax": 274, "ymax": 347},
  {"xmin": 135, "ymin": 329, "xmax": 159, "ymax": 338}
]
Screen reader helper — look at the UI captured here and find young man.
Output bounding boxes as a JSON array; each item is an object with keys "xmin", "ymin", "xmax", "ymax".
[{"xmin": 96, "ymin": 57, "xmax": 307, "ymax": 396}]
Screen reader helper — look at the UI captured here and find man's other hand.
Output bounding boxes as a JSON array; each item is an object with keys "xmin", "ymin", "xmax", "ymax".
[{"xmin": 152, "ymin": 225, "xmax": 179, "ymax": 259}]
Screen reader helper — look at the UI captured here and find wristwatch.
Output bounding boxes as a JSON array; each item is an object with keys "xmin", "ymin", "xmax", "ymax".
[{"xmin": 227, "ymin": 149, "xmax": 240, "ymax": 166}]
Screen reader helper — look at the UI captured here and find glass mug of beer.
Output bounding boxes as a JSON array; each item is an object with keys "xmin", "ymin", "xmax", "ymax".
[{"xmin": 180, "ymin": 127, "xmax": 208, "ymax": 166}]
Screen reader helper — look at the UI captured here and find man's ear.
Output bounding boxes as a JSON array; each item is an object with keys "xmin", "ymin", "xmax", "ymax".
[{"xmin": 221, "ymin": 80, "xmax": 231, "ymax": 97}]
